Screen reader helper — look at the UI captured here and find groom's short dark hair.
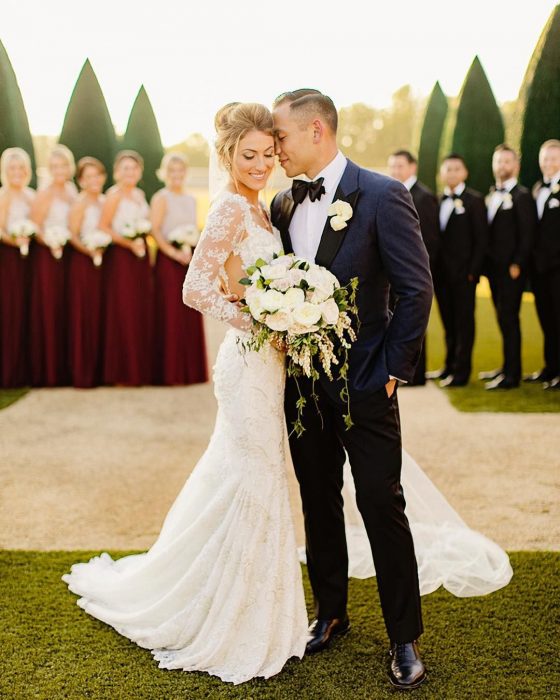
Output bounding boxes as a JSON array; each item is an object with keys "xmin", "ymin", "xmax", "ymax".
[{"xmin": 273, "ymin": 89, "xmax": 338, "ymax": 134}]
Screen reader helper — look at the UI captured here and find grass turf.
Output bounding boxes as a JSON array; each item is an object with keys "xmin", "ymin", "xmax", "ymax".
[
  {"xmin": 0, "ymin": 388, "xmax": 28, "ymax": 411},
  {"xmin": 425, "ymin": 290, "xmax": 559, "ymax": 412},
  {"xmin": 0, "ymin": 551, "xmax": 558, "ymax": 699}
]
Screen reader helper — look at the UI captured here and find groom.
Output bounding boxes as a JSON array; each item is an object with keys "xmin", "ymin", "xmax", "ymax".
[{"xmin": 271, "ymin": 89, "xmax": 433, "ymax": 690}]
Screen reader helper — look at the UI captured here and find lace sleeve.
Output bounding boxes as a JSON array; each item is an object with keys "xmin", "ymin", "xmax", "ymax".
[{"xmin": 182, "ymin": 194, "xmax": 251, "ymax": 330}]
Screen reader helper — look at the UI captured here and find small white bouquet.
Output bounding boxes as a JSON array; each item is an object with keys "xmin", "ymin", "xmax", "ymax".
[
  {"xmin": 44, "ymin": 224, "xmax": 71, "ymax": 259},
  {"xmin": 168, "ymin": 224, "xmax": 200, "ymax": 255},
  {"xmin": 8, "ymin": 218, "xmax": 36, "ymax": 257},
  {"xmin": 240, "ymin": 253, "xmax": 359, "ymax": 436},
  {"xmin": 120, "ymin": 218, "xmax": 151, "ymax": 258},
  {"xmin": 81, "ymin": 229, "xmax": 112, "ymax": 267}
]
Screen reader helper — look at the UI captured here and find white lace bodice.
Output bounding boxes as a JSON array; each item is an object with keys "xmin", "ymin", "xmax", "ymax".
[
  {"xmin": 112, "ymin": 192, "xmax": 150, "ymax": 236},
  {"xmin": 159, "ymin": 189, "xmax": 197, "ymax": 239},
  {"xmin": 182, "ymin": 191, "xmax": 281, "ymax": 331},
  {"xmin": 80, "ymin": 199, "xmax": 104, "ymax": 238},
  {"xmin": 44, "ymin": 197, "xmax": 72, "ymax": 229},
  {"xmin": 6, "ymin": 188, "xmax": 35, "ymax": 229}
]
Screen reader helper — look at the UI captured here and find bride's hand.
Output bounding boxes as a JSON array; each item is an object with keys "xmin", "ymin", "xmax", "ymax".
[{"xmin": 224, "ymin": 293, "xmax": 244, "ymax": 309}]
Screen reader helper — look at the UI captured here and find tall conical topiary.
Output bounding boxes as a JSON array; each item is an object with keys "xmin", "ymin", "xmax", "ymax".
[
  {"xmin": 0, "ymin": 39, "xmax": 37, "ymax": 187},
  {"xmin": 518, "ymin": 5, "xmax": 560, "ymax": 187},
  {"xmin": 121, "ymin": 86, "xmax": 164, "ymax": 200},
  {"xmin": 450, "ymin": 56, "xmax": 504, "ymax": 194},
  {"xmin": 417, "ymin": 82, "xmax": 448, "ymax": 193},
  {"xmin": 59, "ymin": 59, "xmax": 116, "ymax": 187}
]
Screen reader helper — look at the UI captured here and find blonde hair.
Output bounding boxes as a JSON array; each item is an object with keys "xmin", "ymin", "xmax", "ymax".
[
  {"xmin": 214, "ymin": 102, "xmax": 273, "ymax": 172},
  {"xmin": 157, "ymin": 152, "xmax": 188, "ymax": 184},
  {"xmin": 540, "ymin": 139, "xmax": 560, "ymax": 152},
  {"xmin": 0, "ymin": 147, "xmax": 32, "ymax": 187},
  {"xmin": 50, "ymin": 144, "xmax": 76, "ymax": 177}
]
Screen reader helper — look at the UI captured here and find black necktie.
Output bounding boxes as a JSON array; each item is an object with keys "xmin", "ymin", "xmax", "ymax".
[{"xmin": 291, "ymin": 177, "xmax": 326, "ymax": 204}]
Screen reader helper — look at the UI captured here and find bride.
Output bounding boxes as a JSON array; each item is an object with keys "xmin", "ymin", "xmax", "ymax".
[{"xmin": 63, "ymin": 102, "xmax": 512, "ymax": 685}]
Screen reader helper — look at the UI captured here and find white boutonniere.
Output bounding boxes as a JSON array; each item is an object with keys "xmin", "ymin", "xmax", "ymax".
[
  {"xmin": 328, "ymin": 200, "xmax": 353, "ymax": 231},
  {"xmin": 501, "ymin": 192, "xmax": 513, "ymax": 210},
  {"xmin": 548, "ymin": 198, "xmax": 560, "ymax": 209},
  {"xmin": 453, "ymin": 198, "xmax": 465, "ymax": 215},
  {"xmin": 551, "ymin": 183, "xmax": 560, "ymax": 195}
]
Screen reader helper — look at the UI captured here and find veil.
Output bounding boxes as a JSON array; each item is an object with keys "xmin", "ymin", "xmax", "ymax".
[{"xmin": 208, "ymin": 145, "xmax": 230, "ymax": 202}]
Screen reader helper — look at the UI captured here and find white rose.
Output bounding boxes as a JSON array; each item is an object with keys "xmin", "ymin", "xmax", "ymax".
[
  {"xmin": 265, "ymin": 309, "xmax": 293, "ymax": 332},
  {"xmin": 260, "ymin": 263, "xmax": 287, "ymax": 280},
  {"xmin": 136, "ymin": 218, "xmax": 152, "ymax": 234},
  {"xmin": 305, "ymin": 266, "xmax": 338, "ymax": 303},
  {"xmin": 328, "ymin": 200, "xmax": 353, "ymax": 220},
  {"xmin": 320, "ymin": 298, "xmax": 340, "ymax": 325},
  {"xmin": 287, "ymin": 268, "xmax": 306, "ymax": 286},
  {"xmin": 248, "ymin": 294, "xmax": 266, "ymax": 320},
  {"xmin": 330, "ymin": 215, "xmax": 347, "ymax": 231},
  {"xmin": 292, "ymin": 302, "xmax": 323, "ymax": 328},
  {"xmin": 270, "ymin": 277, "xmax": 292, "ymax": 292},
  {"xmin": 289, "ymin": 321, "xmax": 320, "ymax": 335},
  {"xmin": 284, "ymin": 287, "xmax": 305, "ymax": 308},
  {"xmin": 261, "ymin": 289, "xmax": 286, "ymax": 313}
]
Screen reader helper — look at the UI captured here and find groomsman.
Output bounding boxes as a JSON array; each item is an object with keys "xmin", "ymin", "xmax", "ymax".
[
  {"xmin": 388, "ymin": 150, "xmax": 439, "ymax": 385},
  {"xmin": 430, "ymin": 154, "xmax": 487, "ymax": 386},
  {"xmin": 527, "ymin": 139, "xmax": 560, "ymax": 390},
  {"xmin": 480, "ymin": 145, "xmax": 536, "ymax": 390}
]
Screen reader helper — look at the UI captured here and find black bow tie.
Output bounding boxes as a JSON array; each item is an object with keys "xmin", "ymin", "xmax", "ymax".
[
  {"xmin": 442, "ymin": 193, "xmax": 459, "ymax": 200},
  {"xmin": 495, "ymin": 186, "xmax": 507, "ymax": 193},
  {"xmin": 291, "ymin": 177, "xmax": 326, "ymax": 204},
  {"xmin": 543, "ymin": 180, "xmax": 552, "ymax": 187}
]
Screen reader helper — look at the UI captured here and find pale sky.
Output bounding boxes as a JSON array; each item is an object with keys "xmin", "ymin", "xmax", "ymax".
[{"xmin": 2, "ymin": 1, "xmax": 558, "ymax": 145}]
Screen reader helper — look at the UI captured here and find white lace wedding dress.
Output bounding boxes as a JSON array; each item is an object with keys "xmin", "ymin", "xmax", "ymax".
[
  {"xmin": 63, "ymin": 190, "xmax": 512, "ymax": 686},
  {"xmin": 63, "ymin": 191, "xmax": 308, "ymax": 684}
]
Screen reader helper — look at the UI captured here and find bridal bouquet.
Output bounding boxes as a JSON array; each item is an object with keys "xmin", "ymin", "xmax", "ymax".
[
  {"xmin": 240, "ymin": 253, "xmax": 359, "ymax": 436},
  {"xmin": 121, "ymin": 218, "xmax": 151, "ymax": 258},
  {"xmin": 168, "ymin": 224, "xmax": 200, "ymax": 255},
  {"xmin": 44, "ymin": 224, "xmax": 71, "ymax": 259},
  {"xmin": 8, "ymin": 218, "xmax": 36, "ymax": 257},
  {"xmin": 81, "ymin": 229, "xmax": 112, "ymax": 267}
]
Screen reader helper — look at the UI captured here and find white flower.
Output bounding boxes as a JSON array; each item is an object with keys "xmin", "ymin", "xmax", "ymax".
[
  {"xmin": 284, "ymin": 287, "xmax": 305, "ymax": 308},
  {"xmin": 551, "ymin": 183, "xmax": 560, "ymax": 195},
  {"xmin": 44, "ymin": 225, "xmax": 70, "ymax": 249},
  {"xmin": 328, "ymin": 199, "xmax": 353, "ymax": 231},
  {"xmin": 320, "ymin": 298, "xmax": 340, "ymax": 325},
  {"xmin": 265, "ymin": 309, "xmax": 293, "ymax": 332},
  {"xmin": 269, "ymin": 277, "xmax": 293, "ymax": 292},
  {"xmin": 549, "ymin": 198, "xmax": 560, "ymax": 209},
  {"xmin": 292, "ymin": 302, "xmax": 323, "ymax": 328},
  {"xmin": 121, "ymin": 218, "xmax": 151, "ymax": 238},
  {"xmin": 305, "ymin": 266, "xmax": 339, "ymax": 303},
  {"xmin": 260, "ymin": 263, "xmax": 288, "ymax": 281},
  {"xmin": 261, "ymin": 289, "xmax": 286, "ymax": 313},
  {"xmin": 82, "ymin": 229, "xmax": 112, "ymax": 250},
  {"xmin": 287, "ymin": 268, "xmax": 306, "ymax": 286},
  {"xmin": 136, "ymin": 218, "xmax": 152, "ymax": 235},
  {"xmin": 247, "ymin": 291, "xmax": 266, "ymax": 320},
  {"xmin": 9, "ymin": 219, "xmax": 36, "ymax": 237},
  {"xmin": 289, "ymin": 321, "xmax": 320, "ymax": 335}
]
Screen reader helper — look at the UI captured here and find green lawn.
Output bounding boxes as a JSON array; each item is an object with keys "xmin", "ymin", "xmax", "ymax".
[
  {"xmin": 0, "ymin": 551, "xmax": 558, "ymax": 699},
  {"xmin": 0, "ymin": 387, "xmax": 28, "ymax": 410},
  {"xmin": 426, "ymin": 291, "xmax": 559, "ymax": 412}
]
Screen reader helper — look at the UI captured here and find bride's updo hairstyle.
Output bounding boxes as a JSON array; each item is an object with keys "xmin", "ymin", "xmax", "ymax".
[{"xmin": 214, "ymin": 102, "xmax": 273, "ymax": 172}]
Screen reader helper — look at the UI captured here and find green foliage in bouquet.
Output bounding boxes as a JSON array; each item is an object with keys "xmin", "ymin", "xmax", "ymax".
[
  {"xmin": 121, "ymin": 86, "xmax": 164, "ymax": 201},
  {"xmin": 0, "ymin": 39, "xmax": 37, "ymax": 187},
  {"xmin": 450, "ymin": 56, "xmax": 505, "ymax": 194},
  {"xmin": 518, "ymin": 5, "xmax": 560, "ymax": 187},
  {"xmin": 417, "ymin": 81, "xmax": 448, "ymax": 193},
  {"xmin": 59, "ymin": 59, "xmax": 117, "ymax": 188}
]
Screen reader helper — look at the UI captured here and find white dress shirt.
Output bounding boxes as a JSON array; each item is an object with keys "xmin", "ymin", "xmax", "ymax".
[
  {"xmin": 289, "ymin": 150, "xmax": 347, "ymax": 262},
  {"xmin": 536, "ymin": 169, "xmax": 560, "ymax": 220},
  {"xmin": 403, "ymin": 175, "xmax": 417, "ymax": 192},
  {"xmin": 487, "ymin": 177, "xmax": 517, "ymax": 224},
  {"xmin": 439, "ymin": 182, "xmax": 466, "ymax": 230}
]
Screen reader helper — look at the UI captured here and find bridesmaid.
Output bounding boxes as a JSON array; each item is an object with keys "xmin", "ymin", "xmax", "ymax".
[
  {"xmin": 0, "ymin": 148, "xmax": 35, "ymax": 387},
  {"xmin": 101, "ymin": 150, "xmax": 153, "ymax": 386},
  {"xmin": 29, "ymin": 144, "xmax": 77, "ymax": 387},
  {"xmin": 68, "ymin": 157, "xmax": 107, "ymax": 388},
  {"xmin": 151, "ymin": 153, "xmax": 208, "ymax": 385}
]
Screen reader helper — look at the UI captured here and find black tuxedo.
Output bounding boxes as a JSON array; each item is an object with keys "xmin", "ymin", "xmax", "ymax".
[
  {"xmin": 532, "ymin": 181, "xmax": 560, "ymax": 376},
  {"xmin": 271, "ymin": 160, "xmax": 432, "ymax": 643},
  {"xmin": 433, "ymin": 187, "xmax": 488, "ymax": 382},
  {"xmin": 409, "ymin": 180, "xmax": 439, "ymax": 384},
  {"xmin": 486, "ymin": 184, "xmax": 536, "ymax": 381}
]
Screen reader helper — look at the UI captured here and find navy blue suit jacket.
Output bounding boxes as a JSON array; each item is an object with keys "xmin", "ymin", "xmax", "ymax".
[{"xmin": 271, "ymin": 159, "xmax": 433, "ymax": 402}]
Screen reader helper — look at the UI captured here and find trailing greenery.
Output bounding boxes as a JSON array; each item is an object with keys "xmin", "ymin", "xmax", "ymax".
[
  {"xmin": 417, "ymin": 81, "xmax": 448, "ymax": 193},
  {"xmin": 121, "ymin": 86, "xmax": 165, "ymax": 201},
  {"xmin": 59, "ymin": 59, "xmax": 117, "ymax": 188},
  {"xmin": 0, "ymin": 551, "xmax": 557, "ymax": 699},
  {"xmin": 0, "ymin": 39, "xmax": 37, "ymax": 187},
  {"xmin": 427, "ymin": 291, "xmax": 559, "ymax": 412},
  {"xmin": 450, "ymin": 56, "xmax": 505, "ymax": 194},
  {"xmin": 518, "ymin": 5, "xmax": 560, "ymax": 188}
]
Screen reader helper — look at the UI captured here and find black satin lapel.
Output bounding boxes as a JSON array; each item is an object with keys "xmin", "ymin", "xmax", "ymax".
[
  {"xmin": 279, "ymin": 194, "xmax": 296, "ymax": 254},
  {"xmin": 314, "ymin": 188, "xmax": 360, "ymax": 269}
]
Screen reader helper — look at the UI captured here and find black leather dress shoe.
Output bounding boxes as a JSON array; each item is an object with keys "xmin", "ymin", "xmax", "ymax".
[
  {"xmin": 485, "ymin": 374, "xmax": 519, "ymax": 390},
  {"xmin": 544, "ymin": 376, "xmax": 560, "ymax": 390},
  {"xmin": 425, "ymin": 368, "xmax": 449, "ymax": 381},
  {"xmin": 523, "ymin": 369, "xmax": 556, "ymax": 383},
  {"xmin": 388, "ymin": 640, "xmax": 426, "ymax": 690},
  {"xmin": 478, "ymin": 368, "xmax": 503, "ymax": 381},
  {"xmin": 439, "ymin": 375, "xmax": 468, "ymax": 388},
  {"xmin": 305, "ymin": 617, "xmax": 350, "ymax": 654}
]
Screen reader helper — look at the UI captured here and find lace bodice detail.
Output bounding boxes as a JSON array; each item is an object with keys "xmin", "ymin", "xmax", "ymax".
[
  {"xmin": 80, "ymin": 199, "xmax": 104, "ymax": 238},
  {"xmin": 44, "ymin": 197, "xmax": 72, "ymax": 229},
  {"xmin": 112, "ymin": 193, "xmax": 150, "ymax": 236},
  {"xmin": 182, "ymin": 191, "xmax": 281, "ymax": 330},
  {"xmin": 159, "ymin": 189, "xmax": 197, "ymax": 239},
  {"xmin": 6, "ymin": 189, "xmax": 35, "ymax": 229}
]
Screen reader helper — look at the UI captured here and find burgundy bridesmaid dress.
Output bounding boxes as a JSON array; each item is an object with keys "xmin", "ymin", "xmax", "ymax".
[
  {"xmin": 29, "ymin": 196, "xmax": 72, "ymax": 387},
  {"xmin": 0, "ymin": 189, "xmax": 34, "ymax": 387},
  {"xmin": 102, "ymin": 193, "xmax": 153, "ymax": 386},
  {"xmin": 153, "ymin": 189, "xmax": 208, "ymax": 385},
  {"xmin": 68, "ymin": 200, "xmax": 104, "ymax": 388}
]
